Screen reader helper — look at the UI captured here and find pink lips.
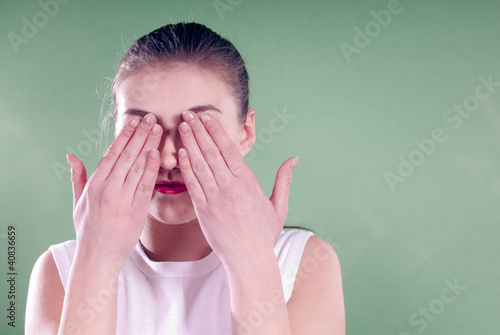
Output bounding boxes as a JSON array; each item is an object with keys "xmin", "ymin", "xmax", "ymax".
[{"xmin": 154, "ymin": 181, "xmax": 187, "ymax": 194}]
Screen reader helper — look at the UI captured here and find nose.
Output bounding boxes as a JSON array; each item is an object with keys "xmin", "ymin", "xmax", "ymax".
[{"xmin": 157, "ymin": 130, "xmax": 181, "ymax": 171}]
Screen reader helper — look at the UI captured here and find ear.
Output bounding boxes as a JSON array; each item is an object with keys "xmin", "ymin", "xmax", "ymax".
[{"xmin": 237, "ymin": 108, "xmax": 256, "ymax": 157}]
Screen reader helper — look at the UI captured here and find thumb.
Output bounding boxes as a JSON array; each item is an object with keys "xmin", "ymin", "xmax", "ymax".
[
  {"xmin": 269, "ymin": 157, "xmax": 299, "ymax": 223},
  {"xmin": 66, "ymin": 153, "xmax": 87, "ymax": 213}
]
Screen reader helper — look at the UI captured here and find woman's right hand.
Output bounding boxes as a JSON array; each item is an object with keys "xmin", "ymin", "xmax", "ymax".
[{"xmin": 66, "ymin": 113, "xmax": 162, "ymax": 270}]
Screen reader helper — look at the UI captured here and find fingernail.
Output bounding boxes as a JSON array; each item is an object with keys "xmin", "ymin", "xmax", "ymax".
[
  {"xmin": 180, "ymin": 122, "xmax": 191, "ymax": 135},
  {"xmin": 289, "ymin": 157, "xmax": 299, "ymax": 172},
  {"xmin": 178, "ymin": 147, "xmax": 188, "ymax": 160},
  {"xmin": 200, "ymin": 113, "xmax": 212, "ymax": 125},
  {"xmin": 152, "ymin": 124, "xmax": 161, "ymax": 136},
  {"xmin": 183, "ymin": 110, "xmax": 196, "ymax": 125},
  {"xmin": 142, "ymin": 114, "xmax": 154, "ymax": 128},
  {"xmin": 129, "ymin": 117, "xmax": 140, "ymax": 128}
]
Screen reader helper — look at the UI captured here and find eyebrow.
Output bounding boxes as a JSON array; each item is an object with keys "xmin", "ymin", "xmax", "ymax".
[{"xmin": 123, "ymin": 104, "xmax": 222, "ymax": 119}]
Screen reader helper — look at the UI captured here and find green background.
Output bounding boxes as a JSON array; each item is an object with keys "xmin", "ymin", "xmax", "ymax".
[{"xmin": 1, "ymin": 0, "xmax": 499, "ymax": 333}]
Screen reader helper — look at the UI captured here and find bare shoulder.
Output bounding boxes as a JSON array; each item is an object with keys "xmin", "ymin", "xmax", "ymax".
[
  {"xmin": 25, "ymin": 249, "xmax": 65, "ymax": 334},
  {"xmin": 287, "ymin": 235, "xmax": 345, "ymax": 335},
  {"xmin": 291, "ymin": 235, "xmax": 341, "ymax": 294}
]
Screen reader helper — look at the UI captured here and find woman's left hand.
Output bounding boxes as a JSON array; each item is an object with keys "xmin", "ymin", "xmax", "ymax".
[{"xmin": 177, "ymin": 110, "xmax": 299, "ymax": 266}]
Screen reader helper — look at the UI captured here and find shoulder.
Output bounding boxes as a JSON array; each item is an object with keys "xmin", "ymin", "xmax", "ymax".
[
  {"xmin": 287, "ymin": 235, "xmax": 345, "ymax": 334},
  {"xmin": 29, "ymin": 248, "xmax": 62, "ymax": 288},
  {"xmin": 25, "ymin": 248, "xmax": 65, "ymax": 334},
  {"xmin": 296, "ymin": 235, "xmax": 341, "ymax": 287}
]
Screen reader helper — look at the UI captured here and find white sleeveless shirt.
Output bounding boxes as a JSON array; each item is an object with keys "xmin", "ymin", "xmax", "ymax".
[{"xmin": 49, "ymin": 229, "xmax": 313, "ymax": 335}]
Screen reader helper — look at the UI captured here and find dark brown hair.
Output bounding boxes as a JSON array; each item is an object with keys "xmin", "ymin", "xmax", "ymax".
[{"xmin": 100, "ymin": 22, "xmax": 314, "ymax": 233}]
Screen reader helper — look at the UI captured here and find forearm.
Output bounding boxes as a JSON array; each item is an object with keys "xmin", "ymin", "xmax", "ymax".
[
  {"xmin": 226, "ymin": 249, "xmax": 291, "ymax": 335},
  {"xmin": 58, "ymin": 248, "xmax": 122, "ymax": 335}
]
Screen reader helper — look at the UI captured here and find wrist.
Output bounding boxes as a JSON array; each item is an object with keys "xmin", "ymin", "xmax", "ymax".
[
  {"xmin": 73, "ymin": 245, "xmax": 125, "ymax": 277},
  {"xmin": 221, "ymin": 246, "xmax": 277, "ymax": 275}
]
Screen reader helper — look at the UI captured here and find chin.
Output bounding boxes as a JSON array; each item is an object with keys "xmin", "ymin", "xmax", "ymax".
[{"xmin": 148, "ymin": 199, "xmax": 196, "ymax": 224}]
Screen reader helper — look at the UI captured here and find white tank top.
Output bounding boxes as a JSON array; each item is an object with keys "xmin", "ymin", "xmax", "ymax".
[{"xmin": 49, "ymin": 228, "xmax": 313, "ymax": 335}]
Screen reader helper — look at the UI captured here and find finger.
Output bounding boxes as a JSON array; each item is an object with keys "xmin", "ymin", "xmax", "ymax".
[
  {"xmin": 122, "ymin": 123, "xmax": 162, "ymax": 196},
  {"xmin": 67, "ymin": 153, "xmax": 87, "ymax": 213},
  {"xmin": 182, "ymin": 110, "xmax": 231, "ymax": 187},
  {"xmin": 93, "ymin": 116, "xmax": 141, "ymax": 183},
  {"xmin": 269, "ymin": 157, "xmax": 299, "ymax": 223},
  {"xmin": 133, "ymin": 148, "xmax": 161, "ymax": 208},
  {"xmin": 178, "ymin": 118, "xmax": 218, "ymax": 196},
  {"xmin": 107, "ymin": 113, "xmax": 157, "ymax": 188},
  {"xmin": 178, "ymin": 146, "xmax": 208, "ymax": 208},
  {"xmin": 197, "ymin": 111, "xmax": 249, "ymax": 178}
]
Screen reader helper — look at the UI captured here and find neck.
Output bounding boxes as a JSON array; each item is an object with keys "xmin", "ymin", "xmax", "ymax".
[{"xmin": 139, "ymin": 216, "xmax": 213, "ymax": 262}]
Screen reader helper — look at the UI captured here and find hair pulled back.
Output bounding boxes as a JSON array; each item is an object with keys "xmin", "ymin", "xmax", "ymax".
[{"xmin": 111, "ymin": 22, "xmax": 249, "ymax": 125}]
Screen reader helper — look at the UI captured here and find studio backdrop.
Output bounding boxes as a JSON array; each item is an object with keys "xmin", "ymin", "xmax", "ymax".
[{"xmin": 0, "ymin": 0, "xmax": 499, "ymax": 334}]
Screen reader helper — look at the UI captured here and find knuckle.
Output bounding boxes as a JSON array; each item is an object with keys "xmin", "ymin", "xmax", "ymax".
[
  {"xmin": 193, "ymin": 161, "xmax": 208, "ymax": 173},
  {"xmin": 221, "ymin": 145, "xmax": 237, "ymax": 158},
  {"xmin": 183, "ymin": 138, "xmax": 196, "ymax": 147},
  {"xmin": 231, "ymin": 162, "xmax": 244, "ymax": 175},
  {"xmin": 205, "ymin": 183, "xmax": 219, "ymax": 196},
  {"xmin": 121, "ymin": 126, "xmax": 134, "ymax": 137},
  {"xmin": 216, "ymin": 172, "xmax": 231, "ymax": 187},
  {"xmin": 146, "ymin": 159, "xmax": 159, "ymax": 171},
  {"xmin": 137, "ymin": 181, "xmax": 151, "ymax": 194},
  {"xmin": 120, "ymin": 149, "xmax": 135, "ymax": 164},
  {"xmin": 191, "ymin": 122, "xmax": 204, "ymax": 133},
  {"xmin": 180, "ymin": 160, "xmax": 192, "ymax": 172},
  {"xmin": 186, "ymin": 180, "xmax": 199, "ymax": 192},
  {"xmin": 104, "ymin": 148, "xmax": 119, "ymax": 161},
  {"xmin": 204, "ymin": 147, "xmax": 219, "ymax": 161},
  {"xmin": 209, "ymin": 124, "xmax": 220, "ymax": 134},
  {"xmin": 131, "ymin": 161, "xmax": 145, "ymax": 175},
  {"xmin": 134, "ymin": 127, "xmax": 148, "ymax": 137},
  {"xmin": 100, "ymin": 190, "xmax": 115, "ymax": 205}
]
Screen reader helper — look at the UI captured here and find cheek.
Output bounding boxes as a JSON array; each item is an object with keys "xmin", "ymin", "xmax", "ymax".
[{"xmin": 219, "ymin": 117, "xmax": 240, "ymax": 140}]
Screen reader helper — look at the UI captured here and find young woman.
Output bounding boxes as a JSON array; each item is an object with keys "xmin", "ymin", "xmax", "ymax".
[{"xmin": 25, "ymin": 22, "xmax": 345, "ymax": 334}]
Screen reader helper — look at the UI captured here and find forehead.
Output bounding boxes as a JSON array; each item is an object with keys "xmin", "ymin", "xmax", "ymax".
[{"xmin": 115, "ymin": 64, "xmax": 239, "ymax": 124}]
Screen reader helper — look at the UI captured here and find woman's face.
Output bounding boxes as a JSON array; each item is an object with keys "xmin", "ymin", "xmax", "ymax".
[{"xmin": 114, "ymin": 64, "xmax": 254, "ymax": 225}]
